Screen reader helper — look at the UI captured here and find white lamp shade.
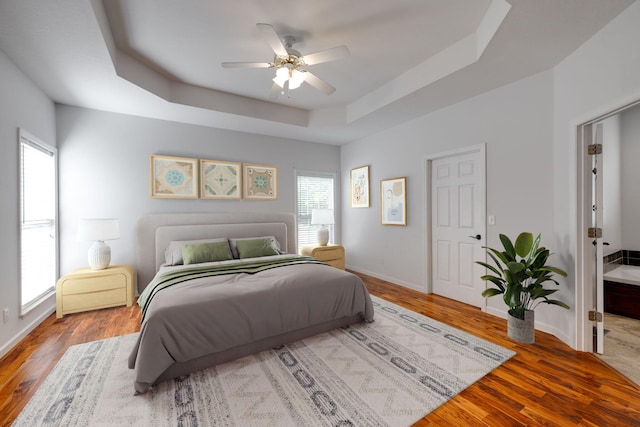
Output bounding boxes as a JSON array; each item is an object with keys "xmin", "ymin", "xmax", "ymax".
[
  {"xmin": 78, "ymin": 218, "xmax": 120, "ymax": 242},
  {"xmin": 311, "ymin": 209, "xmax": 334, "ymax": 226}
]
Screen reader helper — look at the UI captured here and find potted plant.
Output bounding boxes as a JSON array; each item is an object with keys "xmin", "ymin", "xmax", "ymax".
[{"xmin": 476, "ymin": 232, "xmax": 569, "ymax": 343}]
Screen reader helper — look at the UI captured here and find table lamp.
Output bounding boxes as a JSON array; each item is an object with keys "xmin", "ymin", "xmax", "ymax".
[
  {"xmin": 311, "ymin": 209, "xmax": 334, "ymax": 246},
  {"xmin": 78, "ymin": 218, "xmax": 120, "ymax": 270}
]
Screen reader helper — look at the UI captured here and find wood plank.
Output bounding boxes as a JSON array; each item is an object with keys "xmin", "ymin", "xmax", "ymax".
[{"xmin": 1, "ymin": 272, "xmax": 639, "ymax": 426}]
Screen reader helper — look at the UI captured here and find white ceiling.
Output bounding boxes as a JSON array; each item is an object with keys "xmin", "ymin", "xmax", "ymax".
[{"xmin": 0, "ymin": 0, "xmax": 635, "ymax": 145}]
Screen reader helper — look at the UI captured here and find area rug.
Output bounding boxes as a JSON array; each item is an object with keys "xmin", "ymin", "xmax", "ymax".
[{"xmin": 13, "ymin": 296, "xmax": 515, "ymax": 426}]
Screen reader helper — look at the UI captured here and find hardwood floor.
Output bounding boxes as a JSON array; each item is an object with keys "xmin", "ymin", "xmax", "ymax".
[{"xmin": 1, "ymin": 272, "xmax": 640, "ymax": 426}]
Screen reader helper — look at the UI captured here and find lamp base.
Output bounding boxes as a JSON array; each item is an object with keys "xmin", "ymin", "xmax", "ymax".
[
  {"xmin": 317, "ymin": 226, "xmax": 329, "ymax": 246},
  {"xmin": 88, "ymin": 241, "xmax": 111, "ymax": 270}
]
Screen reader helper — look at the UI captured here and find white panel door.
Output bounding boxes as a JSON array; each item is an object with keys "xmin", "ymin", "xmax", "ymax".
[{"xmin": 431, "ymin": 149, "xmax": 485, "ymax": 307}]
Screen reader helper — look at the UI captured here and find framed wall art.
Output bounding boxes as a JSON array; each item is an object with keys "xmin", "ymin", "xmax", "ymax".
[
  {"xmin": 350, "ymin": 165, "xmax": 370, "ymax": 208},
  {"xmin": 380, "ymin": 176, "xmax": 406, "ymax": 225},
  {"xmin": 243, "ymin": 163, "xmax": 278, "ymax": 200},
  {"xmin": 149, "ymin": 155, "xmax": 198, "ymax": 199},
  {"xmin": 200, "ymin": 159, "xmax": 241, "ymax": 200}
]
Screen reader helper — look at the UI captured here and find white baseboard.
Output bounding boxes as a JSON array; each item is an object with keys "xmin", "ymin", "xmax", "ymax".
[
  {"xmin": 0, "ymin": 303, "xmax": 56, "ymax": 360},
  {"xmin": 346, "ymin": 265, "xmax": 425, "ymax": 294}
]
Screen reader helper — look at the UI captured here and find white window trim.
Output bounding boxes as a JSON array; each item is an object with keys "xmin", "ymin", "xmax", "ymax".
[{"xmin": 19, "ymin": 128, "xmax": 58, "ymax": 316}]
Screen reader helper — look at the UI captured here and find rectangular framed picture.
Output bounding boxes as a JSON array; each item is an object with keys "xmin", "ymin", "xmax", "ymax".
[
  {"xmin": 149, "ymin": 155, "xmax": 198, "ymax": 199},
  {"xmin": 243, "ymin": 163, "xmax": 278, "ymax": 200},
  {"xmin": 380, "ymin": 177, "xmax": 407, "ymax": 225},
  {"xmin": 350, "ymin": 165, "xmax": 370, "ymax": 208},
  {"xmin": 200, "ymin": 159, "xmax": 241, "ymax": 200}
]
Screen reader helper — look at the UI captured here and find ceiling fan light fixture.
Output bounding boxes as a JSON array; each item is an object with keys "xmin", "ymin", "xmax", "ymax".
[
  {"xmin": 273, "ymin": 67, "xmax": 289, "ymax": 88},
  {"xmin": 289, "ymin": 69, "xmax": 306, "ymax": 90}
]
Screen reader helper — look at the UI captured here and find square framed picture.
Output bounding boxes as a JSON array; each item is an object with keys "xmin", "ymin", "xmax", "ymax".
[
  {"xmin": 243, "ymin": 163, "xmax": 278, "ymax": 200},
  {"xmin": 381, "ymin": 177, "xmax": 406, "ymax": 225},
  {"xmin": 149, "ymin": 155, "xmax": 198, "ymax": 199},
  {"xmin": 200, "ymin": 159, "xmax": 241, "ymax": 200},
  {"xmin": 350, "ymin": 165, "xmax": 370, "ymax": 208}
]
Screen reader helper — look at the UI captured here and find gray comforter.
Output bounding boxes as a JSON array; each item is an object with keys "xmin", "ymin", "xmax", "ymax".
[{"xmin": 128, "ymin": 255, "xmax": 374, "ymax": 393}]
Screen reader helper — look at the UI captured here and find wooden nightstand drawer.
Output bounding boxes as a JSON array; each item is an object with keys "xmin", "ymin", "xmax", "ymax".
[
  {"xmin": 62, "ymin": 273, "xmax": 127, "ymax": 295},
  {"xmin": 62, "ymin": 288, "xmax": 127, "ymax": 312},
  {"xmin": 300, "ymin": 245, "xmax": 345, "ymax": 270},
  {"xmin": 312, "ymin": 247, "xmax": 343, "ymax": 261},
  {"xmin": 56, "ymin": 264, "xmax": 135, "ymax": 318}
]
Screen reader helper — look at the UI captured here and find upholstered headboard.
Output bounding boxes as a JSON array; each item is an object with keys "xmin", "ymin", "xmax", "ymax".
[{"xmin": 136, "ymin": 212, "xmax": 296, "ymax": 293}]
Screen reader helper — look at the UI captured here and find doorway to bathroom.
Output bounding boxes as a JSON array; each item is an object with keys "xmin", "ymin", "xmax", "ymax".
[{"xmin": 577, "ymin": 100, "xmax": 640, "ymax": 384}]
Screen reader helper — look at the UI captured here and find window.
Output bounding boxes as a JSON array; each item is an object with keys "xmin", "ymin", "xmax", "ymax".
[
  {"xmin": 19, "ymin": 129, "xmax": 58, "ymax": 314},
  {"xmin": 296, "ymin": 171, "xmax": 335, "ymax": 249}
]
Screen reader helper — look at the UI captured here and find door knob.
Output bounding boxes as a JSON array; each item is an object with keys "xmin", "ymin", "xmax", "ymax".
[{"xmin": 468, "ymin": 234, "xmax": 481, "ymax": 240}]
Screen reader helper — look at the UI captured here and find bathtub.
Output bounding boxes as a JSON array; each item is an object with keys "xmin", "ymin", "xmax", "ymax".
[{"xmin": 604, "ymin": 265, "xmax": 640, "ymax": 320}]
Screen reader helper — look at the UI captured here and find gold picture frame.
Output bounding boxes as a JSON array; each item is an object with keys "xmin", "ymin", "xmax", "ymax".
[
  {"xmin": 200, "ymin": 159, "xmax": 241, "ymax": 200},
  {"xmin": 149, "ymin": 155, "xmax": 198, "ymax": 199},
  {"xmin": 350, "ymin": 165, "xmax": 370, "ymax": 208},
  {"xmin": 380, "ymin": 177, "xmax": 406, "ymax": 225},
  {"xmin": 243, "ymin": 163, "xmax": 278, "ymax": 200}
]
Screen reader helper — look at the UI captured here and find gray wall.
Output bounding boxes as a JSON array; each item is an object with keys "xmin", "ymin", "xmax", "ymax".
[
  {"xmin": 341, "ymin": 0, "xmax": 640, "ymax": 348},
  {"xmin": 552, "ymin": 0, "xmax": 640, "ymax": 348},
  {"xmin": 341, "ymin": 69, "xmax": 555, "ymax": 314},
  {"xmin": 0, "ymin": 50, "xmax": 57, "ymax": 357},
  {"xmin": 621, "ymin": 106, "xmax": 640, "ymax": 250},
  {"xmin": 56, "ymin": 105, "xmax": 341, "ymax": 276}
]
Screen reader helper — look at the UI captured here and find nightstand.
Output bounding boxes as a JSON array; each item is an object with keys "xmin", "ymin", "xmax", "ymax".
[
  {"xmin": 56, "ymin": 264, "xmax": 135, "ymax": 318},
  {"xmin": 300, "ymin": 244, "xmax": 345, "ymax": 270}
]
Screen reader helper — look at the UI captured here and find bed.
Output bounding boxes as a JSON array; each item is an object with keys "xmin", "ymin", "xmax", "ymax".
[{"xmin": 128, "ymin": 212, "xmax": 374, "ymax": 394}]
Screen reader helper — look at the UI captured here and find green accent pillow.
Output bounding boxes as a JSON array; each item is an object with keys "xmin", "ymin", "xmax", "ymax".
[
  {"xmin": 235, "ymin": 238, "xmax": 280, "ymax": 259},
  {"xmin": 181, "ymin": 241, "xmax": 233, "ymax": 265}
]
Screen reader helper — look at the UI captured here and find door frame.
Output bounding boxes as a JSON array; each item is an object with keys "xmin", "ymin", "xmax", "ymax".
[
  {"xmin": 424, "ymin": 143, "xmax": 487, "ymax": 309},
  {"xmin": 576, "ymin": 98, "xmax": 640, "ymax": 352}
]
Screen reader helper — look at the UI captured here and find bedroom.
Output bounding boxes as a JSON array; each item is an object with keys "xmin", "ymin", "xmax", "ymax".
[{"xmin": 1, "ymin": 0, "xmax": 640, "ymax": 424}]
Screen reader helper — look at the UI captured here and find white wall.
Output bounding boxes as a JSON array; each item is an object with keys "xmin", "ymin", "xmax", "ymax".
[
  {"xmin": 621, "ymin": 106, "xmax": 640, "ymax": 250},
  {"xmin": 602, "ymin": 114, "xmax": 622, "ymax": 255},
  {"xmin": 342, "ymin": 70, "xmax": 555, "ymax": 308},
  {"xmin": 0, "ymin": 50, "xmax": 57, "ymax": 358},
  {"xmin": 56, "ymin": 105, "xmax": 341, "ymax": 277}
]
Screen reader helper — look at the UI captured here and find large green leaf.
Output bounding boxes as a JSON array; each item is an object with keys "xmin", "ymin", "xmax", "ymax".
[
  {"xmin": 488, "ymin": 248, "xmax": 509, "ymax": 266},
  {"xmin": 541, "ymin": 300, "xmax": 571, "ymax": 309},
  {"xmin": 482, "ymin": 288, "xmax": 504, "ymax": 298},
  {"xmin": 499, "ymin": 234, "xmax": 516, "ymax": 259},
  {"xmin": 507, "ymin": 261, "xmax": 525, "ymax": 273},
  {"xmin": 529, "ymin": 287, "xmax": 558, "ymax": 299},
  {"xmin": 475, "ymin": 261, "xmax": 502, "ymax": 276},
  {"xmin": 514, "ymin": 232, "xmax": 533, "ymax": 258},
  {"xmin": 480, "ymin": 275, "xmax": 506, "ymax": 290},
  {"xmin": 539, "ymin": 266, "xmax": 568, "ymax": 277}
]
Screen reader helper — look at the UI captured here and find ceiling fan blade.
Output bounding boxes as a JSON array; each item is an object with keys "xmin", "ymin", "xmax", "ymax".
[
  {"xmin": 256, "ymin": 23, "xmax": 288, "ymax": 57},
  {"xmin": 269, "ymin": 82, "xmax": 283, "ymax": 100},
  {"xmin": 304, "ymin": 71, "xmax": 336, "ymax": 95},
  {"xmin": 303, "ymin": 45, "xmax": 350, "ymax": 66},
  {"xmin": 221, "ymin": 62, "xmax": 272, "ymax": 69}
]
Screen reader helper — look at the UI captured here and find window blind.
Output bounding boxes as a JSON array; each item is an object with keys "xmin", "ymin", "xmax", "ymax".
[
  {"xmin": 296, "ymin": 172, "xmax": 335, "ymax": 249},
  {"xmin": 20, "ymin": 131, "xmax": 57, "ymax": 314}
]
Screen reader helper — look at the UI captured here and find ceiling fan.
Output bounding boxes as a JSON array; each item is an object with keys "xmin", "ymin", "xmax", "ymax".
[{"xmin": 222, "ymin": 23, "xmax": 350, "ymax": 99}]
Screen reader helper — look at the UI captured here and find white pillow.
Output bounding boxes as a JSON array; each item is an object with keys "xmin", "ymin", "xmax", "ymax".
[{"xmin": 164, "ymin": 238, "xmax": 229, "ymax": 265}]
